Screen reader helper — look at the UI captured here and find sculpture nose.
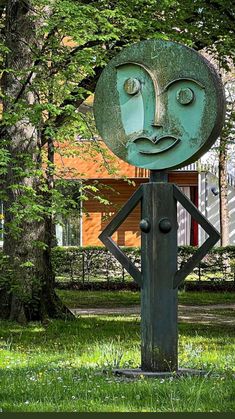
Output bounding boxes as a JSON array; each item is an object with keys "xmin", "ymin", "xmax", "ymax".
[
  {"xmin": 152, "ymin": 98, "xmax": 164, "ymax": 128},
  {"xmin": 152, "ymin": 122, "xmax": 163, "ymax": 128}
]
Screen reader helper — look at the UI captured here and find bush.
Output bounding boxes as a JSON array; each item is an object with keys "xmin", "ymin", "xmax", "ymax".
[
  {"xmin": 52, "ymin": 245, "xmax": 235, "ymax": 289},
  {"xmin": 52, "ymin": 246, "xmax": 141, "ymax": 285}
]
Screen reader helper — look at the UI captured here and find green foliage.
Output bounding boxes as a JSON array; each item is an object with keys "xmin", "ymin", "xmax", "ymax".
[
  {"xmin": 0, "ymin": 252, "xmax": 36, "ymax": 304},
  {"xmin": 1, "ymin": 0, "xmax": 234, "ymax": 240},
  {"xmin": 52, "ymin": 245, "xmax": 235, "ymax": 286},
  {"xmin": 57, "ymin": 289, "xmax": 141, "ymax": 308},
  {"xmin": 56, "ymin": 288, "xmax": 235, "ymax": 309},
  {"xmin": 0, "ymin": 146, "xmax": 11, "ymax": 179},
  {"xmin": 0, "ymin": 0, "xmax": 235, "ymax": 317}
]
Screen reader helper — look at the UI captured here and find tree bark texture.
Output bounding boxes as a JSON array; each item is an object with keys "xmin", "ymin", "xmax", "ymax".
[
  {"xmin": 0, "ymin": 1, "xmax": 73, "ymax": 322},
  {"xmin": 219, "ymin": 136, "xmax": 230, "ymax": 247}
]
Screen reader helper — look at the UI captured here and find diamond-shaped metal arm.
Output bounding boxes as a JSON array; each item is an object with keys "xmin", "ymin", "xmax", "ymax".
[
  {"xmin": 173, "ymin": 185, "xmax": 220, "ymax": 289},
  {"xmin": 99, "ymin": 182, "xmax": 220, "ymax": 290},
  {"xmin": 99, "ymin": 186, "xmax": 143, "ymax": 287}
]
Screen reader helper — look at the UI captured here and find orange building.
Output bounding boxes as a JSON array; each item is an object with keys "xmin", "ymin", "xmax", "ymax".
[{"xmin": 54, "ymin": 140, "xmax": 198, "ymax": 247}]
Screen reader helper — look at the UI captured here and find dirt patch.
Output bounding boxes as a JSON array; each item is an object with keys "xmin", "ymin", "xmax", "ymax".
[{"xmin": 71, "ymin": 303, "xmax": 235, "ymax": 325}]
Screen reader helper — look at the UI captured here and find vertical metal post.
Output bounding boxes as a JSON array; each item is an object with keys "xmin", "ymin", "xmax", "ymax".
[
  {"xmin": 149, "ymin": 170, "xmax": 168, "ymax": 183},
  {"xmin": 140, "ymin": 171, "xmax": 178, "ymax": 372}
]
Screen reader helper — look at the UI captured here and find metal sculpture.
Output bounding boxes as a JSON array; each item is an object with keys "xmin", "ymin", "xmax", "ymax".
[{"xmin": 94, "ymin": 39, "xmax": 226, "ymax": 376}]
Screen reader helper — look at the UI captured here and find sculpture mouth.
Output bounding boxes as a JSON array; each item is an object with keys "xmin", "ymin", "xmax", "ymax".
[{"xmin": 133, "ymin": 136, "xmax": 180, "ymax": 155}]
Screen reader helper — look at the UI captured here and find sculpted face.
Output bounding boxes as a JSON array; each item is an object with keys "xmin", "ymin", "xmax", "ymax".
[{"xmin": 94, "ymin": 40, "xmax": 225, "ymax": 170}]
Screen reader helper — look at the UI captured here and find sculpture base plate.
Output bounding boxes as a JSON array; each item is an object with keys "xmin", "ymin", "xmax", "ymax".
[{"xmin": 113, "ymin": 368, "xmax": 208, "ymax": 378}]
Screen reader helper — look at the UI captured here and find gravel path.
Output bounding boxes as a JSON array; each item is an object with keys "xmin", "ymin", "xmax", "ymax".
[{"xmin": 71, "ymin": 303, "xmax": 235, "ymax": 325}]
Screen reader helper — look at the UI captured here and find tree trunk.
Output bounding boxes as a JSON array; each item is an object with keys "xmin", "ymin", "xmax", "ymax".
[
  {"xmin": 0, "ymin": 1, "xmax": 73, "ymax": 322},
  {"xmin": 219, "ymin": 136, "xmax": 230, "ymax": 247}
]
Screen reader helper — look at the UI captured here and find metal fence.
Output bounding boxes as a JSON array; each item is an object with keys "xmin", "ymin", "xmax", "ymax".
[{"xmin": 53, "ymin": 246, "xmax": 235, "ymax": 288}]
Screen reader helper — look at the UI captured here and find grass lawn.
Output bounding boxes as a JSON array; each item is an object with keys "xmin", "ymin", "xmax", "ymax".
[
  {"xmin": 56, "ymin": 289, "xmax": 235, "ymax": 309},
  {"xmin": 0, "ymin": 289, "xmax": 234, "ymax": 412},
  {"xmin": 0, "ymin": 314, "xmax": 234, "ymax": 412}
]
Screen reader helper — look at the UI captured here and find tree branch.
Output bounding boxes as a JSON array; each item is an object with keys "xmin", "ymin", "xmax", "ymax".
[
  {"xmin": 207, "ymin": 0, "xmax": 235, "ymax": 25},
  {"xmin": 41, "ymin": 66, "xmax": 103, "ymax": 146},
  {"xmin": 9, "ymin": 27, "xmax": 58, "ymax": 105},
  {"xmin": 48, "ymin": 39, "xmax": 103, "ymax": 77},
  {"xmin": 65, "ymin": 39, "xmax": 102, "ymax": 58}
]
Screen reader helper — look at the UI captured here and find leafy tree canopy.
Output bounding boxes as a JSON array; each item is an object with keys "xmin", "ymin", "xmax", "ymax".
[
  {"xmin": 1, "ymin": 0, "xmax": 234, "ymax": 144},
  {"xmin": 0, "ymin": 0, "xmax": 234, "ymax": 321}
]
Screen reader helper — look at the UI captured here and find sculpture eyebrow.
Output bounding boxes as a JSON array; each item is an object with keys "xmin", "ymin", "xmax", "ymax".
[
  {"xmin": 162, "ymin": 78, "xmax": 205, "ymax": 93},
  {"xmin": 116, "ymin": 61, "xmax": 161, "ymax": 123},
  {"xmin": 115, "ymin": 62, "xmax": 159, "ymax": 96}
]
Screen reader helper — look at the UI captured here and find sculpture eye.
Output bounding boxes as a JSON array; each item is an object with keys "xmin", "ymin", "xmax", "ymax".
[
  {"xmin": 176, "ymin": 87, "xmax": 194, "ymax": 105},
  {"xmin": 124, "ymin": 78, "xmax": 141, "ymax": 95}
]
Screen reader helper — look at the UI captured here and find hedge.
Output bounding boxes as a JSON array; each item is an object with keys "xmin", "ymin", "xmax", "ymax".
[{"xmin": 52, "ymin": 245, "xmax": 235, "ymax": 289}]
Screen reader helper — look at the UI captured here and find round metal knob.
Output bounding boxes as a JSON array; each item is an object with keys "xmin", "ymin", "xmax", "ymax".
[
  {"xmin": 140, "ymin": 218, "xmax": 151, "ymax": 233},
  {"xmin": 124, "ymin": 78, "xmax": 141, "ymax": 95},
  {"xmin": 159, "ymin": 218, "xmax": 172, "ymax": 233},
  {"xmin": 176, "ymin": 87, "xmax": 194, "ymax": 105}
]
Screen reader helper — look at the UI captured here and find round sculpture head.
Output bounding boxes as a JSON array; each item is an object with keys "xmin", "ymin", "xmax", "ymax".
[{"xmin": 94, "ymin": 40, "xmax": 225, "ymax": 170}]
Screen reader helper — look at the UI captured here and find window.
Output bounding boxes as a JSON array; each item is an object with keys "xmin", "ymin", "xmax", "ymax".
[
  {"xmin": 55, "ymin": 183, "xmax": 82, "ymax": 247},
  {"xmin": 0, "ymin": 191, "xmax": 82, "ymax": 247},
  {"xmin": 56, "ymin": 211, "xmax": 81, "ymax": 247}
]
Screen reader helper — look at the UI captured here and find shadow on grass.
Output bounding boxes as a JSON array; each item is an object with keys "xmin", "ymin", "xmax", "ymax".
[
  {"xmin": 0, "ymin": 316, "xmax": 234, "ymax": 414},
  {"xmin": 0, "ymin": 316, "xmax": 234, "ymax": 355},
  {"xmin": 178, "ymin": 321, "xmax": 235, "ymax": 338},
  {"xmin": 0, "ymin": 317, "xmax": 140, "ymax": 355}
]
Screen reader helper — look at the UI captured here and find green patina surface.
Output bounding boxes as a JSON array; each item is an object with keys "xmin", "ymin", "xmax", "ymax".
[{"xmin": 94, "ymin": 40, "xmax": 225, "ymax": 170}]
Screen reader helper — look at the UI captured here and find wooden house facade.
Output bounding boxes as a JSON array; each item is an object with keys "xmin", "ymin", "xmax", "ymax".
[{"xmin": 54, "ymin": 141, "xmax": 199, "ymax": 247}]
